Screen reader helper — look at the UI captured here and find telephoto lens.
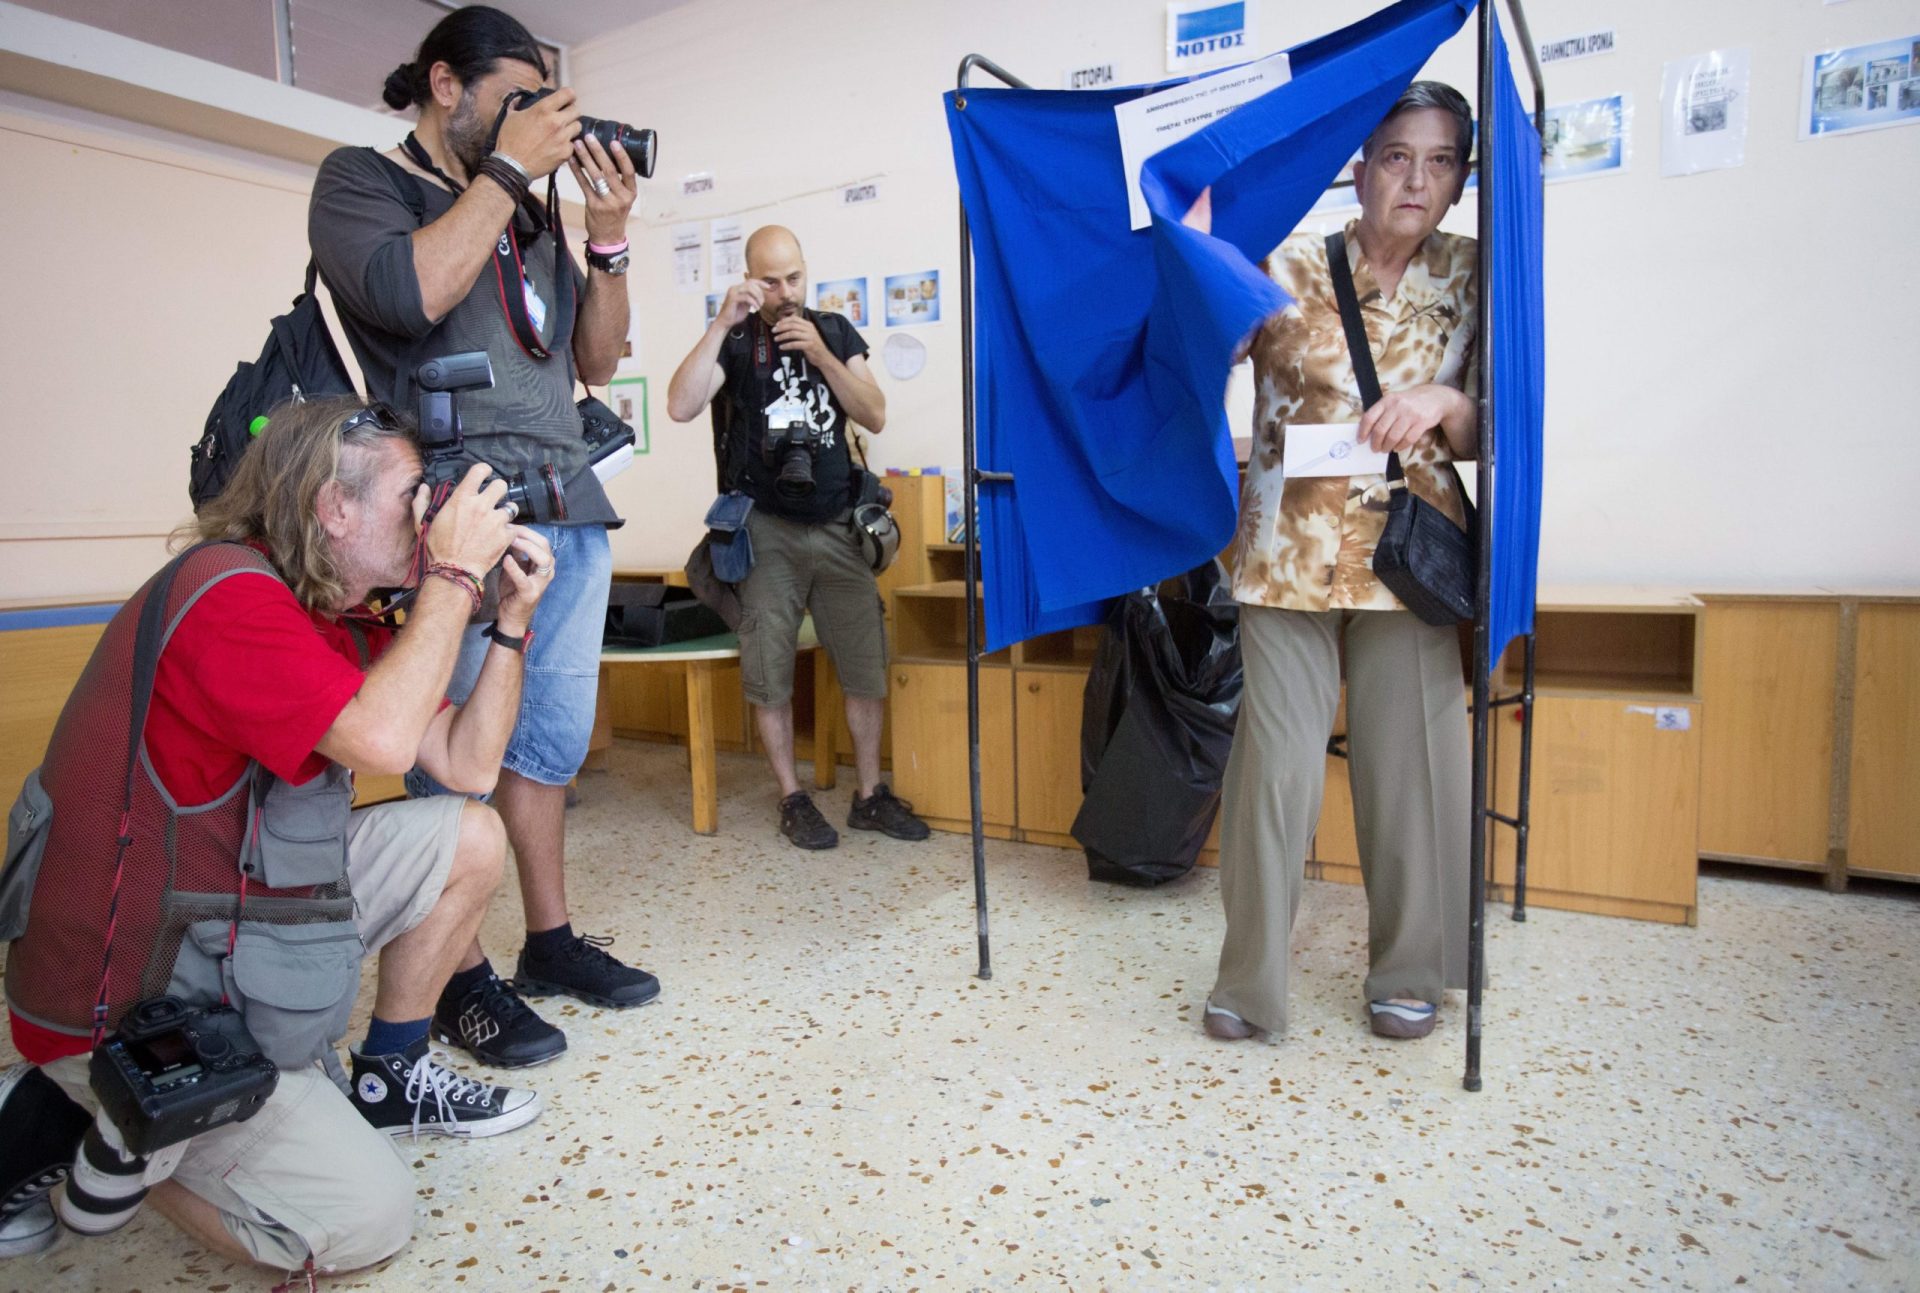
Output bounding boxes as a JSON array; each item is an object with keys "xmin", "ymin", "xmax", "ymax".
[{"xmin": 56, "ymin": 1116, "xmax": 186, "ymax": 1237}]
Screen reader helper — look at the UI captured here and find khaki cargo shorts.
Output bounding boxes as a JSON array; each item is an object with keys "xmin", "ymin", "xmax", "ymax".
[{"xmin": 737, "ymin": 508, "xmax": 888, "ymax": 706}]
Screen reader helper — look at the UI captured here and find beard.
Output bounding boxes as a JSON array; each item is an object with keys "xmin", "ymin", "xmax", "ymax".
[{"xmin": 443, "ymin": 89, "xmax": 492, "ymax": 177}]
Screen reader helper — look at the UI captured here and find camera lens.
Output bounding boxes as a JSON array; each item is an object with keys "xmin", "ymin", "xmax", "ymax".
[
  {"xmin": 776, "ymin": 444, "xmax": 816, "ymax": 499},
  {"xmin": 57, "ymin": 1123, "xmax": 151, "ymax": 1237}
]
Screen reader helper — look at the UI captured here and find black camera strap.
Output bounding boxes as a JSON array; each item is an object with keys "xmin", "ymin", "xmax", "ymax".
[{"xmin": 400, "ymin": 130, "xmax": 575, "ymax": 364}]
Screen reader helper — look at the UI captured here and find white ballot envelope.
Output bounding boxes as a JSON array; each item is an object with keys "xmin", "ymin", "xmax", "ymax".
[{"xmin": 1281, "ymin": 424, "xmax": 1390, "ymax": 478}]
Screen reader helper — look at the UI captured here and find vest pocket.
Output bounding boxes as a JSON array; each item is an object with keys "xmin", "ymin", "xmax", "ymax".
[
  {"xmin": 172, "ymin": 918, "xmax": 364, "ymax": 1072},
  {"xmin": 0, "ymin": 767, "xmax": 54, "ymax": 942},
  {"xmin": 249, "ymin": 765, "xmax": 354, "ymax": 890}
]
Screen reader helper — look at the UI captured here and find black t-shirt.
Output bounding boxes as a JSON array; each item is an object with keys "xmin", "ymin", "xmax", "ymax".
[{"xmin": 715, "ymin": 309, "xmax": 870, "ymax": 523}]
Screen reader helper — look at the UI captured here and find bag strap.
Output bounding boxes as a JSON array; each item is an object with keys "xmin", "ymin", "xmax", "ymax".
[
  {"xmin": 1325, "ymin": 230, "xmax": 1404, "ymax": 487},
  {"xmin": 399, "ymin": 133, "xmax": 575, "ymax": 364}
]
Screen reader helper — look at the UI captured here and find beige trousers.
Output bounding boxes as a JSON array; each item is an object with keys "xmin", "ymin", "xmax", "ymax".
[{"xmin": 1210, "ymin": 605, "xmax": 1472, "ymax": 1034}]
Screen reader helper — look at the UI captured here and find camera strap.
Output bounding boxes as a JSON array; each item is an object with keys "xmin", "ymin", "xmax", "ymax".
[{"xmin": 400, "ymin": 132, "xmax": 575, "ymax": 364}]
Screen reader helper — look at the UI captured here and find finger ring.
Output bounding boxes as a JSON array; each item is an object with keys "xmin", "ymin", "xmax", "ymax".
[
  {"xmin": 591, "ymin": 178, "xmax": 611, "ymax": 196},
  {"xmin": 535, "ymin": 564, "xmax": 554, "ymax": 576}
]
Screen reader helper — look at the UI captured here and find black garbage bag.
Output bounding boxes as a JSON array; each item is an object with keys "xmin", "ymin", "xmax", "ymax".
[{"xmin": 1073, "ymin": 560, "xmax": 1243, "ymax": 886}]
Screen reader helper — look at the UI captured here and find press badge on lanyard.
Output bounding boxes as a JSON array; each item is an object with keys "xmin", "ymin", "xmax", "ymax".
[{"xmin": 522, "ymin": 274, "xmax": 548, "ymax": 334}]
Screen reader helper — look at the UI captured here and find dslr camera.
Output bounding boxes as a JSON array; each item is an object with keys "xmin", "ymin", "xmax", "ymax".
[
  {"xmin": 764, "ymin": 403, "xmax": 830, "ymax": 501},
  {"xmin": 59, "ymin": 997, "xmax": 277, "ymax": 1236},
  {"xmin": 506, "ymin": 87, "xmax": 657, "ymax": 178},
  {"xmin": 416, "ymin": 352, "xmax": 566, "ymax": 522}
]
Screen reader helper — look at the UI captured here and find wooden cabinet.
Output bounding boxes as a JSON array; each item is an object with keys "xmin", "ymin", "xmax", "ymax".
[
  {"xmin": 1848, "ymin": 603, "xmax": 1920, "ymax": 879},
  {"xmin": 1012, "ymin": 668, "xmax": 1087, "ymax": 840},
  {"xmin": 888, "ymin": 661, "xmax": 1015, "ymax": 833},
  {"xmin": 1489, "ymin": 594, "xmax": 1704, "ymax": 925},
  {"xmin": 1695, "ymin": 593, "xmax": 1920, "ymax": 888}
]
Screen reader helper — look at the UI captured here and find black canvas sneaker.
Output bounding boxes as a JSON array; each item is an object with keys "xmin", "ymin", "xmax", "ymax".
[
  {"xmin": 0, "ymin": 1064, "xmax": 91, "ymax": 1257},
  {"xmin": 514, "ymin": 933, "xmax": 661, "ymax": 1009},
  {"xmin": 779, "ymin": 791, "xmax": 839, "ymax": 849},
  {"xmin": 848, "ymin": 784, "xmax": 931, "ymax": 841},
  {"xmin": 348, "ymin": 1039, "xmax": 541, "ymax": 1139},
  {"xmin": 433, "ymin": 972, "xmax": 567, "ymax": 1068}
]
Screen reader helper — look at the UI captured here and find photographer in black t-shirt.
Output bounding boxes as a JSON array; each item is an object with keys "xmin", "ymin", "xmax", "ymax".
[{"xmin": 667, "ymin": 227, "xmax": 929, "ymax": 850}]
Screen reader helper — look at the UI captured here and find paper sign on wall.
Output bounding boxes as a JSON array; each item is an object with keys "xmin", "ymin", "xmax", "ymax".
[
  {"xmin": 1064, "ymin": 62, "xmax": 1121, "ymax": 90},
  {"xmin": 1661, "ymin": 49, "xmax": 1750, "ymax": 176},
  {"xmin": 1166, "ymin": 1, "xmax": 1254, "ymax": 74},
  {"xmin": 838, "ymin": 180, "xmax": 882, "ymax": 207},
  {"xmin": 1114, "ymin": 50, "xmax": 1292, "ymax": 229},
  {"xmin": 681, "ymin": 171, "xmax": 715, "ymax": 198},
  {"xmin": 815, "ymin": 277, "xmax": 870, "ymax": 327},
  {"xmin": 1542, "ymin": 94, "xmax": 1632, "ymax": 182},
  {"xmin": 1801, "ymin": 34, "xmax": 1920, "ymax": 139},
  {"xmin": 710, "ymin": 217, "xmax": 744, "ymax": 285},
  {"xmin": 885, "ymin": 271, "xmax": 940, "ymax": 326},
  {"xmin": 671, "ymin": 223, "xmax": 703, "ymax": 293},
  {"xmin": 1537, "ymin": 29, "xmax": 1616, "ymax": 66}
]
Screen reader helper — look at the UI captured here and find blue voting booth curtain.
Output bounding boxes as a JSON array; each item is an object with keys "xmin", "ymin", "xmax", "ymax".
[
  {"xmin": 1488, "ymin": 19, "xmax": 1546, "ymax": 656},
  {"xmin": 946, "ymin": 0, "xmax": 1475, "ymax": 652}
]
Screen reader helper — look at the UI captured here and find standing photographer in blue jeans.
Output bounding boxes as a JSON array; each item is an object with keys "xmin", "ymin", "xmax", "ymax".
[{"xmin": 309, "ymin": 6, "xmax": 659, "ymax": 1070}]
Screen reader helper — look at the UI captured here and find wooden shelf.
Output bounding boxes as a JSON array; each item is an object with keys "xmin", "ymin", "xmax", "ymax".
[
  {"xmin": 1015, "ymin": 625, "xmax": 1104, "ymax": 671},
  {"xmin": 1503, "ymin": 606, "xmax": 1700, "ymax": 700}
]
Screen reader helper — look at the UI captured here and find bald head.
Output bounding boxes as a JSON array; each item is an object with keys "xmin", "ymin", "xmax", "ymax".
[
  {"xmin": 745, "ymin": 225, "xmax": 803, "ymax": 273},
  {"xmin": 744, "ymin": 225, "xmax": 807, "ymax": 322}
]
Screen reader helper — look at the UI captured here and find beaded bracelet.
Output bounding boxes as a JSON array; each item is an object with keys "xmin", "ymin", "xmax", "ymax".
[{"xmin": 425, "ymin": 563, "xmax": 484, "ymax": 614}]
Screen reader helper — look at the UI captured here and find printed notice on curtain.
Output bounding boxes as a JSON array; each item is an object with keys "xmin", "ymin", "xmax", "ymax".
[
  {"xmin": 1661, "ymin": 48, "xmax": 1750, "ymax": 176},
  {"xmin": 1114, "ymin": 49, "xmax": 1292, "ymax": 229}
]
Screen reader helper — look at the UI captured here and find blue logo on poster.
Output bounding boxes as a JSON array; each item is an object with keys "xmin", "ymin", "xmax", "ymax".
[{"xmin": 1174, "ymin": 3, "xmax": 1246, "ymax": 59}]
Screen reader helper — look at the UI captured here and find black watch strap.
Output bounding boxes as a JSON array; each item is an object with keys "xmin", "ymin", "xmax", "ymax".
[{"xmin": 485, "ymin": 623, "xmax": 533, "ymax": 654}]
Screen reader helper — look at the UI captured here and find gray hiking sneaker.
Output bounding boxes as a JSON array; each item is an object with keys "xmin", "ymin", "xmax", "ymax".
[{"xmin": 848, "ymin": 784, "xmax": 930, "ymax": 841}]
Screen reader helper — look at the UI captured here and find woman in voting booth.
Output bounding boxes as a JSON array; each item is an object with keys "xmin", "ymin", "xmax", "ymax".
[{"xmin": 1205, "ymin": 82, "xmax": 1480, "ymax": 1043}]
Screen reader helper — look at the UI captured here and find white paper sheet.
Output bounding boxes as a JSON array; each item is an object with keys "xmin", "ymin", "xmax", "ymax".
[
  {"xmin": 1661, "ymin": 48, "xmax": 1750, "ymax": 176},
  {"xmin": 671, "ymin": 223, "xmax": 703, "ymax": 293},
  {"xmin": 1113, "ymin": 50, "xmax": 1291, "ymax": 230},
  {"xmin": 1282, "ymin": 423, "xmax": 1389, "ymax": 478},
  {"xmin": 710, "ymin": 217, "xmax": 744, "ymax": 285}
]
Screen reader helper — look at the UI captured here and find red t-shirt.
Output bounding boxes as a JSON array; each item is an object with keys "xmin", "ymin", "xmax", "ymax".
[
  {"xmin": 8, "ymin": 563, "xmax": 393, "ymax": 1062},
  {"xmin": 145, "ymin": 570, "xmax": 393, "ymax": 804}
]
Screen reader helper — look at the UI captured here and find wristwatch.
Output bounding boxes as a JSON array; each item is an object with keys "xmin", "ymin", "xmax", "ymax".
[
  {"xmin": 584, "ymin": 246, "xmax": 630, "ymax": 276},
  {"xmin": 485, "ymin": 623, "xmax": 534, "ymax": 654}
]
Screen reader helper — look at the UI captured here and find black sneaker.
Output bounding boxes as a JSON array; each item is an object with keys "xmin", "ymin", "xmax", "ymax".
[
  {"xmin": 514, "ymin": 933, "xmax": 662, "ymax": 1009},
  {"xmin": 1, "ymin": 1064, "xmax": 91, "ymax": 1257},
  {"xmin": 779, "ymin": 791, "xmax": 839, "ymax": 849},
  {"xmin": 434, "ymin": 972, "xmax": 568, "ymax": 1069},
  {"xmin": 349, "ymin": 1039, "xmax": 541, "ymax": 1140},
  {"xmin": 848, "ymin": 784, "xmax": 931, "ymax": 841}
]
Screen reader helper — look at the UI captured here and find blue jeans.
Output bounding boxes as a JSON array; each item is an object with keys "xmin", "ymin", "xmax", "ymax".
[{"xmin": 408, "ymin": 524, "xmax": 612, "ymax": 794}]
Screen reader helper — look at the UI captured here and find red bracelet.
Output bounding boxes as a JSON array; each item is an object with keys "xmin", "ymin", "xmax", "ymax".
[{"xmin": 425, "ymin": 563, "xmax": 484, "ymax": 613}]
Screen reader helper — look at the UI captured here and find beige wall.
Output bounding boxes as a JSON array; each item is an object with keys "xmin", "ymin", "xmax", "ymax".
[
  {"xmin": 570, "ymin": 0, "xmax": 1920, "ymax": 587},
  {"xmin": 4, "ymin": 0, "xmax": 1916, "ymax": 604}
]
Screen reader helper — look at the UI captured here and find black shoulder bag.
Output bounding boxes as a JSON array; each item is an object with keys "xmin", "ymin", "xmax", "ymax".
[{"xmin": 1325, "ymin": 230, "xmax": 1476, "ymax": 627}]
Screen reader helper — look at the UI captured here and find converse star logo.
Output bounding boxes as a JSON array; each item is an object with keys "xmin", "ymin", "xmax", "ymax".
[
  {"xmin": 357, "ymin": 1073, "xmax": 388, "ymax": 1103},
  {"xmin": 460, "ymin": 1005, "xmax": 502, "ymax": 1046}
]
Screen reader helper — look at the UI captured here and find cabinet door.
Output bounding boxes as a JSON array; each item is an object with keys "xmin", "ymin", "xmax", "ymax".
[
  {"xmin": 1495, "ymin": 696, "xmax": 1700, "ymax": 918},
  {"xmin": 1698, "ymin": 601, "xmax": 1839, "ymax": 864},
  {"xmin": 1013, "ymin": 669, "xmax": 1087, "ymax": 837},
  {"xmin": 1848, "ymin": 604, "xmax": 1920, "ymax": 878},
  {"xmin": 889, "ymin": 664, "xmax": 1014, "ymax": 827}
]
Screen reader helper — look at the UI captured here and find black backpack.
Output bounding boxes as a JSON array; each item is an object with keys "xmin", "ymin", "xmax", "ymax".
[{"xmin": 188, "ymin": 262, "xmax": 355, "ymax": 512}]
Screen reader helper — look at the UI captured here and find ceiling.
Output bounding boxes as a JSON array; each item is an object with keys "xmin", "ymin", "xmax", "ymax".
[{"xmin": 480, "ymin": 0, "xmax": 697, "ymax": 49}]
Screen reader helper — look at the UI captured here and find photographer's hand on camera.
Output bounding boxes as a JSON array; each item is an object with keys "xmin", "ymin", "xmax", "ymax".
[
  {"xmin": 495, "ymin": 528, "xmax": 556, "ymax": 637},
  {"xmin": 425, "ymin": 463, "xmax": 515, "ymax": 582},
  {"xmin": 494, "ymin": 86, "xmax": 582, "ymax": 180},
  {"xmin": 570, "ymin": 133, "xmax": 639, "ymax": 243}
]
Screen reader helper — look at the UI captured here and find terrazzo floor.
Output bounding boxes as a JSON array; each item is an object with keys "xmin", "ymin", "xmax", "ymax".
[{"xmin": 4, "ymin": 738, "xmax": 1917, "ymax": 1292}]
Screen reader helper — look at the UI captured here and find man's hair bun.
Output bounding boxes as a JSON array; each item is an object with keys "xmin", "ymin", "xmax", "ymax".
[{"xmin": 382, "ymin": 63, "xmax": 420, "ymax": 110}]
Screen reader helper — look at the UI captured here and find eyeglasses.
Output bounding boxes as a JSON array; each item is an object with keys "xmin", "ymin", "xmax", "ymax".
[{"xmin": 1372, "ymin": 148, "xmax": 1464, "ymax": 177}]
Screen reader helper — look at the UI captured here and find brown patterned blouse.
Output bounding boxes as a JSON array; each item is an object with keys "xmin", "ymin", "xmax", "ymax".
[{"xmin": 1227, "ymin": 218, "xmax": 1478, "ymax": 613}]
